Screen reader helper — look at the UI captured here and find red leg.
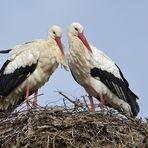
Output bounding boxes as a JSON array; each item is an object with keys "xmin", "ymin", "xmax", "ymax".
[
  {"xmin": 100, "ymin": 95, "xmax": 104, "ymax": 112},
  {"xmin": 26, "ymin": 84, "xmax": 30, "ymax": 111},
  {"xmin": 89, "ymin": 96, "xmax": 95, "ymax": 112},
  {"xmin": 33, "ymin": 89, "xmax": 38, "ymax": 111}
]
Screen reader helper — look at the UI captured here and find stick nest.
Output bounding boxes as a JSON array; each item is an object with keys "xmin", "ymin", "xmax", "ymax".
[{"xmin": 0, "ymin": 108, "xmax": 147, "ymax": 148}]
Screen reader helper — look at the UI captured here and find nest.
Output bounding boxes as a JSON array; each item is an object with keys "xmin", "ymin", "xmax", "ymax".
[{"xmin": 0, "ymin": 92, "xmax": 147, "ymax": 148}]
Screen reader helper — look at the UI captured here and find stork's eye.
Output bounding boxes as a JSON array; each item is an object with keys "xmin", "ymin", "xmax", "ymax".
[
  {"xmin": 53, "ymin": 31, "xmax": 56, "ymax": 35},
  {"xmin": 75, "ymin": 27, "xmax": 78, "ymax": 31}
]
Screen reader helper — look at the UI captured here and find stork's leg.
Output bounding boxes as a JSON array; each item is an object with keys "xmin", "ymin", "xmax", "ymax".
[
  {"xmin": 26, "ymin": 84, "xmax": 30, "ymax": 111},
  {"xmin": 100, "ymin": 95, "xmax": 104, "ymax": 112},
  {"xmin": 89, "ymin": 96, "xmax": 95, "ymax": 112},
  {"xmin": 33, "ymin": 89, "xmax": 38, "ymax": 111}
]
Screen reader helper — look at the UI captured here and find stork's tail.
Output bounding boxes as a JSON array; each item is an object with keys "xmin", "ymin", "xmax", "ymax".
[{"xmin": 127, "ymin": 89, "xmax": 140, "ymax": 117}]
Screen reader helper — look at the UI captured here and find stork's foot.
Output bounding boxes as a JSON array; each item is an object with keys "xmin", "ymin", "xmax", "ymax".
[
  {"xmin": 89, "ymin": 96, "xmax": 95, "ymax": 112},
  {"xmin": 33, "ymin": 89, "xmax": 38, "ymax": 111},
  {"xmin": 26, "ymin": 84, "xmax": 30, "ymax": 111}
]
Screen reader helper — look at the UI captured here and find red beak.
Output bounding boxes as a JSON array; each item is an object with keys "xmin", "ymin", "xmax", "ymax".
[
  {"xmin": 78, "ymin": 33, "xmax": 92, "ymax": 53},
  {"xmin": 55, "ymin": 36, "xmax": 64, "ymax": 55}
]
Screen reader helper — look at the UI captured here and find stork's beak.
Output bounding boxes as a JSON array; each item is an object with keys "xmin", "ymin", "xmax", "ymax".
[
  {"xmin": 78, "ymin": 33, "xmax": 92, "ymax": 53},
  {"xmin": 55, "ymin": 36, "xmax": 64, "ymax": 55}
]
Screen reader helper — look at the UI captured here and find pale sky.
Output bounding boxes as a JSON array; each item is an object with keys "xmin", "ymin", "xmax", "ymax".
[{"xmin": 0, "ymin": 0, "xmax": 147, "ymax": 118}]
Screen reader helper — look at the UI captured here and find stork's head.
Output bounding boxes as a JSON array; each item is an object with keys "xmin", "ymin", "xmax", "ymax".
[
  {"xmin": 69, "ymin": 22, "xmax": 92, "ymax": 53},
  {"xmin": 48, "ymin": 25, "xmax": 64, "ymax": 55}
]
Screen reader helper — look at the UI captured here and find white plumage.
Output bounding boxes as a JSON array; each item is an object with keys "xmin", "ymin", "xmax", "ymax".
[
  {"xmin": 68, "ymin": 22, "xmax": 139, "ymax": 117},
  {"xmin": 0, "ymin": 25, "xmax": 67, "ymax": 112}
]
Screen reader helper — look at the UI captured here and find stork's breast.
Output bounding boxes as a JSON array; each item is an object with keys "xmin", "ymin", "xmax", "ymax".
[{"xmin": 35, "ymin": 57, "xmax": 58, "ymax": 83}]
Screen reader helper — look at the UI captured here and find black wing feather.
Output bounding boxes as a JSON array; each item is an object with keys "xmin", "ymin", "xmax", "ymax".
[
  {"xmin": 115, "ymin": 64, "xmax": 129, "ymax": 87},
  {"xmin": 0, "ymin": 60, "xmax": 10, "ymax": 77},
  {"xmin": 0, "ymin": 60, "xmax": 37, "ymax": 97},
  {"xmin": 90, "ymin": 67, "xmax": 139, "ymax": 116},
  {"xmin": 0, "ymin": 49, "xmax": 12, "ymax": 54},
  {"xmin": 90, "ymin": 67, "xmax": 128, "ymax": 101}
]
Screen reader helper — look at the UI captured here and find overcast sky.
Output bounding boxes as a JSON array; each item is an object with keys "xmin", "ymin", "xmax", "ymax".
[{"xmin": 0, "ymin": 0, "xmax": 147, "ymax": 118}]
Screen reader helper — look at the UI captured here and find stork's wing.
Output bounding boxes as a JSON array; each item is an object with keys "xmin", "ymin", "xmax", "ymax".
[
  {"xmin": 92, "ymin": 46, "xmax": 123, "ymax": 79},
  {"xmin": 90, "ymin": 66, "xmax": 139, "ymax": 102},
  {"xmin": 0, "ymin": 44, "xmax": 39, "ymax": 97},
  {"xmin": 10, "ymin": 40, "xmax": 42, "ymax": 60},
  {"xmin": 92, "ymin": 46, "xmax": 139, "ymax": 99},
  {"xmin": 0, "ymin": 41, "xmax": 38, "ymax": 55}
]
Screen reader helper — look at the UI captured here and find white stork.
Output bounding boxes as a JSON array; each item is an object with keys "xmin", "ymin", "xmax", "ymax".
[
  {"xmin": 68, "ymin": 22, "xmax": 139, "ymax": 117},
  {"xmin": 0, "ymin": 25, "xmax": 67, "ymax": 112}
]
